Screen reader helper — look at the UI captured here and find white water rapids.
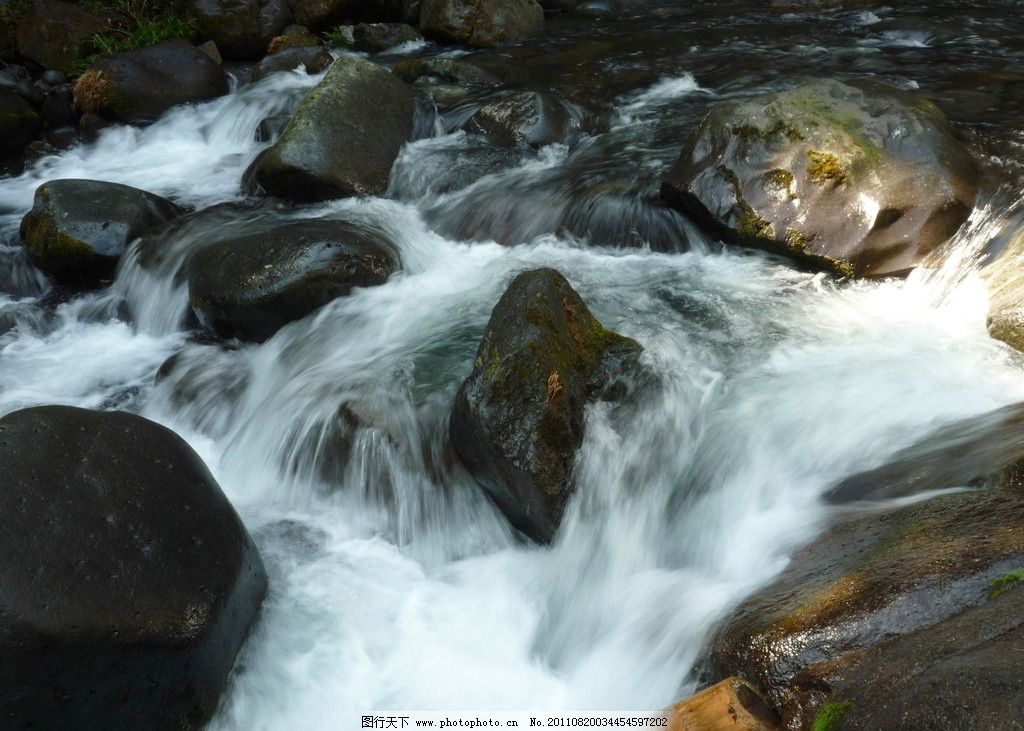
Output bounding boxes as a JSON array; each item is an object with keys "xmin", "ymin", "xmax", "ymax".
[{"xmin": 2, "ymin": 63, "xmax": 1024, "ymax": 729}]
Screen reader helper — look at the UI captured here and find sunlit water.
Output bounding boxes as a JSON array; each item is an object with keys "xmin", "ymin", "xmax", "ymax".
[{"xmin": 2, "ymin": 6, "xmax": 1024, "ymax": 728}]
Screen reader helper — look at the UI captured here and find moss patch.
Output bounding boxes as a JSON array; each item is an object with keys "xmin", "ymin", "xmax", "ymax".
[
  {"xmin": 812, "ymin": 701, "xmax": 852, "ymax": 731},
  {"xmin": 989, "ymin": 567, "xmax": 1024, "ymax": 599},
  {"xmin": 736, "ymin": 206, "xmax": 773, "ymax": 241},
  {"xmin": 806, "ymin": 150, "xmax": 847, "ymax": 185}
]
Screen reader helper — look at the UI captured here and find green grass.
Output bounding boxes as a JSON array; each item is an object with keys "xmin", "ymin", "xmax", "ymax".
[
  {"xmin": 989, "ymin": 567, "xmax": 1024, "ymax": 600},
  {"xmin": 811, "ymin": 701, "xmax": 852, "ymax": 731},
  {"xmin": 68, "ymin": 0, "xmax": 195, "ymax": 75}
]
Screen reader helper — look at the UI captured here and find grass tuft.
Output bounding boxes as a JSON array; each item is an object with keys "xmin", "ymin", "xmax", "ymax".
[
  {"xmin": 989, "ymin": 567, "xmax": 1024, "ymax": 600},
  {"xmin": 811, "ymin": 701, "xmax": 852, "ymax": 731},
  {"xmin": 69, "ymin": 0, "xmax": 194, "ymax": 75}
]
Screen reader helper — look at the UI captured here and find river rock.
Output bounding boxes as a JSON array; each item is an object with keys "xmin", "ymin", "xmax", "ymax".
[
  {"xmin": 245, "ymin": 55, "xmax": 414, "ymax": 199},
  {"xmin": 450, "ymin": 267, "xmax": 641, "ymax": 542},
  {"xmin": 288, "ymin": 0, "xmax": 401, "ymax": 29},
  {"xmin": 703, "ymin": 484, "xmax": 1024, "ymax": 728},
  {"xmin": 350, "ymin": 21, "xmax": 422, "ymax": 50},
  {"xmin": 465, "ymin": 91, "xmax": 573, "ymax": 148},
  {"xmin": 0, "ymin": 405, "xmax": 267, "ymax": 731},
  {"xmin": 187, "ymin": 218, "xmax": 398, "ymax": 341},
  {"xmin": 192, "ymin": 0, "xmax": 292, "ymax": 59},
  {"xmin": 15, "ymin": 0, "xmax": 107, "ymax": 71},
  {"xmin": 419, "ymin": 0, "xmax": 543, "ymax": 47},
  {"xmin": 984, "ymin": 227, "xmax": 1024, "ymax": 353},
  {"xmin": 666, "ymin": 677, "xmax": 780, "ymax": 731},
  {"xmin": 392, "ymin": 56, "xmax": 499, "ymax": 85},
  {"xmin": 815, "ymin": 585, "xmax": 1024, "ymax": 730},
  {"xmin": 660, "ymin": 79, "xmax": 980, "ymax": 278},
  {"xmin": 250, "ymin": 43, "xmax": 333, "ymax": 81},
  {"xmin": 74, "ymin": 40, "xmax": 230, "ymax": 124},
  {"xmin": 0, "ymin": 87, "xmax": 42, "ymax": 158},
  {"xmin": 19, "ymin": 178, "xmax": 183, "ymax": 284}
]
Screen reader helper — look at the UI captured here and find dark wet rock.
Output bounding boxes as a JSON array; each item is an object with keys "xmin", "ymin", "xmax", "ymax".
[
  {"xmin": 192, "ymin": 0, "xmax": 292, "ymax": 59},
  {"xmin": 245, "ymin": 55, "xmax": 414, "ymax": 200},
  {"xmin": 249, "ymin": 43, "xmax": 333, "ymax": 81},
  {"xmin": 187, "ymin": 218, "xmax": 398, "ymax": 341},
  {"xmin": 14, "ymin": 78, "xmax": 44, "ymax": 106},
  {"xmin": 15, "ymin": 0, "xmax": 107, "ymax": 71},
  {"xmin": 0, "ymin": 87, "xmax": 41, "ymax": 157},
  {"xmin": 0, "ymin": 405, "xmax": 267, "ymax": 731},
  {"xmin": 819, "ymin": 587, "xmax": 1024, "ymax": 731},
  {"xmin": 0, "ymin": 71, "xmax": 17, "ymax": 88},
  {"xmin": 661, "ymin": 79, "xmax": 980, "ymax": 278},
  {"xmin": 46, "ymin": 124, "xmax": 77, "ymax": 147},
  {"xmin": 392, "ymin": 56, "xmax": 499, "ymax": 86},
  {"xmin": 197, "ymin": 39, "xmax": 224, "ymax": 64},
  {"xmin": 450, "ymin": 267, "xmax": 641, "ymax": 542},
  {"xmin": 288, "ymin": 0, "xmax": 401, "ymax": 29},
  {"xmin": 19, "ymin": 178, "xmax": 183, "ymax": 284},
  {"xmin": 350, "ymin": 21, "xmax": 422, "ymax": 50},
  {"xmin": 419, "ymin": 0, "xmax": 543, "ymax": 47},
  {"xmin": 40, "ymin": 83, "xmax": 76, "ymax": 127},
  {"xmin": 77, "ymin": 110, "xmax": 110, "ymax": 141},
  {"xmin": 464, "ymin": 91, "xmax": 574, "ymax": 148},
  {"xmin": 703, "ymin": 485, "xmax": 1024, "ymax": 729},
  {"xmin": 826, "ymin": 401, "xmax": 1024, "ymax": 503},
  {"xmin": 73, "ymin": 40, "xmax": 230, "ymax": 124},
  {"xmin": 255, "ymin": 113, "xmax": 291, "ymax": 141}
]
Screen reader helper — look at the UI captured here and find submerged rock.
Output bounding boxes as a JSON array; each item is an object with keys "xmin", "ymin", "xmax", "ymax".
[
  {"xmin": 0, "ymin": 405, "xmax": 267, "ymax": 731},
  {"xmin": 450, "ymin": 268, "xmax": 641, "ymax": 542},
  {"xmin": 16, "ymin": 0, "xmax": 107, "ymax": 71},
  {"xmin": 0, "ymin": 87, "xmax": 42, "ymax": 158},
  {"xmin": 661, "ymin": 79, "xmax": 980, "ymax": 278},
  {"xmin": 419, "ymin": 0, "xmax": 543, "ymax": 47},
  {"xmin": 392, "ymin": 56, "xmax": 500, "ymax": 86},
  {"xmin": 20, "ymin": 178, "xmax": 183, "ymax": 284},
  {"xmin": 191, "ymin": 0, "xmax": 293, "ymax": 59},
  {"xmin": 249, "ymin": 43, "xmax": 333, "ymax": 81},
  {"xmin": 73, "ymin": 40, "xmax": 230, "ymax": 123},
  {"xmin": 187, "ymin": 218, "xmax": 397, "ymax": 341},
  {"xmin": 245, "ymin": 55, "xmax": 414, "ymax": 199},
  {"xmin": 464, "ymin": 91, "xmax": 574, "ymax": 148}
]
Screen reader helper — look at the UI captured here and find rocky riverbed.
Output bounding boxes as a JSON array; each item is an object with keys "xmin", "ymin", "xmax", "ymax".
[{"xmin": 2, "ymin": 0, "xmax": 1024, "ymax": 728}]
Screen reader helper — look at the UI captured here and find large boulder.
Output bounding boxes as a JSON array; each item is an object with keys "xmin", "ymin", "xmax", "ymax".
[
  {"xmin": 392, "ymin": 56, "xmax": 499, "ymax": 86},
  {"xmin": 450, "ymin": 268, "xmax": 641, "ymax": 542},
  {"xmin": 0, "ymin": 405, "xmax": 266, "ymax": 730},
  {"xmin": 702, "ymin": 402, "xmax": 1024, "ymax": 728},
  {"xmin": 20, "ymin": 178, "xmax": 183, "ymax": 284},
  {"xmin": 0, "ymin": 87, "xmax": 42, "ymax": 158},
  {"xmin": 464, "ymin": 91, "xmax": 574, "ymax": 148},
  {"xmin": 984, "ymin": 227, "xmax": 1024, "ymax": 353},
  {"xmin": 288, "ymin": 0, "xmax": 401, "ymax": 29},
  {"xmin": 245, "ymin": 55, "xmax": 414, "ymax": 200},
  {"xmin": 419, "ymin": 0, "xmax": 543, "ymax": 47},
  {"xmin": 73, "ymin": 40, "xmax": 230, "ymax": 124},
  {"xmin": 187, "ymin": 218, "xmax": 398, "ymax": 341},
  {"xmin": 191, "ymin": 0, "xmax": 293, "ymax": 59},
  {"xmin": 16, "ymin": 0, "xmax": 107, "ymax": 71},
  {"xmin": 661, "ymin": 79, "xmax": 980, "ymax": 278}
]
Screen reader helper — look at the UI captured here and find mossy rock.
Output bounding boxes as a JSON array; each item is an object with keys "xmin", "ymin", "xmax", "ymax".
[
  {"xmin": 249, "ymin": 43, "xmax": 333, "ymax": 81},
  {"xmin": 419, "ymin": 0, "xmax": 542, "ymax": 47},
  {"xmin": 246, "ymin": 55, "xmax": 414, "ymax": 200},
  {"xmin": 349, "ymin": 21, "xmax": 421, "ymax": 51},
  {"xmin": 661, "ymin": 79, "xmax": 980, "ymax": 278},
  {"xmin": 19, "ymin": 178, "xmax": 183, "ymax": 285},
  {"xmin": 463, "ymin": 90, "xmax": 574, "ymax": 149},
  {"xmin": 450, "ymin": 267, "xmax": 641, "ymax": 542},
  {"xmin": 391, "ymin": 56, "xmax": 499, "ymax": 86}
]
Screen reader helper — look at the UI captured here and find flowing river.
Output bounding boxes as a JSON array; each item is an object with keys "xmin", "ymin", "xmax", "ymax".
[{"xmin": 1, "ymin": 1, "xmax": 1024, "ymax": 727}]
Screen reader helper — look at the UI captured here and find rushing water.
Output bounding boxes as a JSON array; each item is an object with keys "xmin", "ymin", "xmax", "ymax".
[{"xmin": 2, "ymin": 1, "xmax": 1024, "ymax": 727}]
